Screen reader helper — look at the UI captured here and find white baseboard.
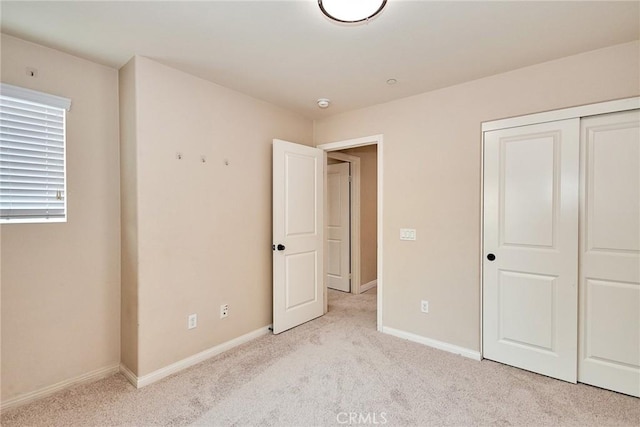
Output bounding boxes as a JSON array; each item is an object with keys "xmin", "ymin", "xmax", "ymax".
[
  {"xmin": 119, "ymin": 363, "xmax": 138, "ymax": 387},
  {"xmin": 0, "ymin": 364, "xmax": 119, "ymax": 413},
  {"xmin": 360, "ymin": 279, "xmax": 377, "ymax": 292},
  {"xmin": 382, "ymin": 326, "xmax": 481, "ymax": 361},
  {"xmin": 121, "ymin": 325, "xmax": 272, "ymax": 388}
]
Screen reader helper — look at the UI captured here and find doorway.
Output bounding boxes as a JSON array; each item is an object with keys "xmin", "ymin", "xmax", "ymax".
[
  {"xmin": 326, "ymin": 156, "xmax": 351, "ymax": 292},
  {"xmin": 318, "ymin": 135, "xmax": 383, "ymax": 331},
  {"xmin": 326, "ymin": 146, "xmax": 378, "ymax": 296}
]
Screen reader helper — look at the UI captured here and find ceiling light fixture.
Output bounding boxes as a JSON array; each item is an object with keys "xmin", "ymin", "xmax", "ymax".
[{"xmin": 318, "ymin": 0, "xmax": 387, "ymax": 24}]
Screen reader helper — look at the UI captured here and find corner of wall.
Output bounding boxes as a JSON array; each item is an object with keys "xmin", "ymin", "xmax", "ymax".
[{"xmin": 118, "ymin": 57, "xmax": 140, "ymax": 375}]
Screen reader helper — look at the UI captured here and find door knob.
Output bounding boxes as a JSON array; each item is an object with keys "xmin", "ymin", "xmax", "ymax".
[
  {"xmin": 277, "ymin": 244, "xmax": 285, "ymax": 251},
  {"xmin": 487, "ymin": 253, "xmax": 496, "ymax": 261}
]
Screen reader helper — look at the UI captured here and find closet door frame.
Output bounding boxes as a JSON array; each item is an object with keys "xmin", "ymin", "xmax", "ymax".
[{"xmin": 480, "ymin": 96, "xmax": 640, "ymax": 357}]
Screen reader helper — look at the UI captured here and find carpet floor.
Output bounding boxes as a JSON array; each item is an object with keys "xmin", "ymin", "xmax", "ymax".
[{"xmin": 2, "ymin": 288, "xmax": 639, "ymax": 426}]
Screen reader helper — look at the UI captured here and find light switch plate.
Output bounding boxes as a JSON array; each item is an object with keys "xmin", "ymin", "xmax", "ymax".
[{"xmin": 400, "ymin": 228, "xmax": 417, "ymax": 241}]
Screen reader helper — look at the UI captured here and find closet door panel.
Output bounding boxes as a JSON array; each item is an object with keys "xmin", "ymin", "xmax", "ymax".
[
  {"xmin": 579, "ymin": 110, "xmax": 640, "ymax": 397},
  {"xmin": 483, "ymin": 119, "xmax": 579, "ymax": 383}
]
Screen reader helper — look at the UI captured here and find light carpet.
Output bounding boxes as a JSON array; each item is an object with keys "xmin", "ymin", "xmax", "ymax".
[{"xmin": 2, "ymin": 288, "xmax": 639, "ymax": 426}]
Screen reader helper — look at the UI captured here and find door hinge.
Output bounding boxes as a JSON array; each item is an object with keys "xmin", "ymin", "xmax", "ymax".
[
  {"xmin": 349, "ymin": 176, "xmax": 352, "ymax": 183},
  {"xmin": 349, "ymin": 273, "xmax": 352, "ymax": 279}
]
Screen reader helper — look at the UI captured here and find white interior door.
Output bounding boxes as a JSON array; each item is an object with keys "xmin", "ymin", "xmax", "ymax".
[
  {"xmin": 273, "ymin": 139, "xmax": 324, "ymax": 334},
  {"xmin": 327, "ymin": 162, "xmax": 350, "ymax": 292},
  {"xmin": 483, "ymin": 119, "xmax": 579, "ymax": 383},
  {"xmin": 578, "ymin": 110, "xmax": 640, "ymax": 397}
]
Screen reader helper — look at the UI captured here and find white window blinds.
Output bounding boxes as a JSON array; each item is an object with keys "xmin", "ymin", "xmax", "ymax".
[{"xmin": 0, "ymin": 83, "xmax": 71, "ymax": 223}]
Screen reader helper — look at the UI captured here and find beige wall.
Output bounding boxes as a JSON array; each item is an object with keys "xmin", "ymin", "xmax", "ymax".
[
  {"xmin": 121, "ymin": 56, "xmax": 313, "ymax": 376},
  {"xmin": 339, "ymin": 146, "xmax": 377, "ymax": 286},
  {"xmin": 314, "ymin": 41, "xmax": 640, "ymax": 351},
  {"xmin": 0, "ymin": 35, "xmax": 121, "ymax": 400}
]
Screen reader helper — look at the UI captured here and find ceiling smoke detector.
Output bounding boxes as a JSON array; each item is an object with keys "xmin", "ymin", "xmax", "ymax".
[{"xmin": 317, "ymin": 98, "xmax": 331, "ymax": 109}]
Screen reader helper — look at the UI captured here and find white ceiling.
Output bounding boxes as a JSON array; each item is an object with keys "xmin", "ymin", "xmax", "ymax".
[{"xmin": 1, "ymin": 1, "xmax": 638, "ymax": 119}]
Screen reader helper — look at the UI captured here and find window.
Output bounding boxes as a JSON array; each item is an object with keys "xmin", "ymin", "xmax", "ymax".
[{"xmin": 0, "ymin": 83, "xmax": 71, "ymax": 223}]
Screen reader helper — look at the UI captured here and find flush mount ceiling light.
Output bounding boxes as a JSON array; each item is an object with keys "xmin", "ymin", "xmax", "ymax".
[{"xmin": 319, "ymin": 0, "xmax": 387, "ymax": 24}]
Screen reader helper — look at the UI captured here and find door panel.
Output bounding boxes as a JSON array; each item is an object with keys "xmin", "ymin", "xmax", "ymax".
[
  {"xmin": 498, "ymin": 271, "xmax": 556, "ymax": 352},
  {"xmin": 327, "ymin": 162, "xmax": 350, "ymax": 292},
  {"xmin": 483, "ymin": 119, "xmax": 579, "ymax": 383},
  {"xmin": 286, "ymin": 251, "xmax": 318, "ymax": 308},
  {"xmin": 579, "ymin": 110, "xmax": 640, "ymax": 397},
  {"xmin": 285, "ymin": 154, "xmax": 317, "ymax": 235},
  {"xmin": 501, "ymin": 137, "xmax": 556, "ymax": 247},
  {"xmin": 273, "ymin": 139, "xmax": 324, "ymax": 334}
]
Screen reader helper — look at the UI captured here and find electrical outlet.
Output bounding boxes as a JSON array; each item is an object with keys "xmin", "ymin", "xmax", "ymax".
[
  {"xmin": 421, "ymin": 300, "xmax": 429, "ymax": 313},
  {"xmin": 220, "ymin": 304, "xmax": 229, "ymax": 319},
  {"xmin": 188, "ymin": 313, "xmax": 197, "ymax": 329}
]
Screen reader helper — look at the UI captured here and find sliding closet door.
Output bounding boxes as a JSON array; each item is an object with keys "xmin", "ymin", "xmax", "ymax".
[
  {"xmin": 579, "ymin": 110, "xmax": 640, "ymax": 397},
  {"xmin": 483, "ymin": 119, "xmax": 579, "ymax": 383}
]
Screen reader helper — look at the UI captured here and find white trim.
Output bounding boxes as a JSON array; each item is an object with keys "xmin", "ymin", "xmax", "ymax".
[
  {"xmin": 0, "ymin": 364, "xmax": 119, "ymax": 412},
  {"xmin": 360, "ymin": 279, "xmax": 377, "ymax": 292},
  {"xmin": 0, "ymin": 217, "xmax": 66, "ymax": 224},
  {"xmin": 323, "ymin": 151, "xmax": 329, "ymax": 314},
  {"xmin": 122, "ymin": 325, "xmax": 272, "ymax": 388},
  {"xmin": 119, "ymin": 363, "xmax": 138, "ymax": 387},
  {"xmin": 382, "ymin": 327, "xmax": 482, "ymax": 361},
  {"xmin": 327, "ymin": 151, "xmax": 361, "ymax": 295},
  {"xmin": 350, "ymin": 157, "xmax": 362, "ymax": 292},
  {"xmin": 479, "ymin": 112, "xmax": 485, "ymax": 357},
  {"xmin": 318, "ymin": 134, "xmax": 382, "ymax": 152},
  {"xmin": 0, "ymin": 82, "xmax": 71, "ymax": 111},
  {"xmin": 318, "ymin": 134, "xmax": 384, "ymax": 332},
  {"xmin": 481, "ymin": 97, "xmax": 639, "ymax": 132}
]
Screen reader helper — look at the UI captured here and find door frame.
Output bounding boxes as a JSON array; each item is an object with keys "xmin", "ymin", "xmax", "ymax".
[
  {"xmin": 480, "ymin": 96, "xmax": 640, "ymax": 357},
  {"xmin": 318, "ymin": 134, "xmax": 383, "ymax": 331},
  {"xmin": 327, "ymin": 152, "xmax": 361, "ymax": 294}
]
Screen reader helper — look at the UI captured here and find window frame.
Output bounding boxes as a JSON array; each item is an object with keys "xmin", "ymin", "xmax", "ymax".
[{"xmin": 0, "ymin": 83, "xmax": 71, "ymax": 224}]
